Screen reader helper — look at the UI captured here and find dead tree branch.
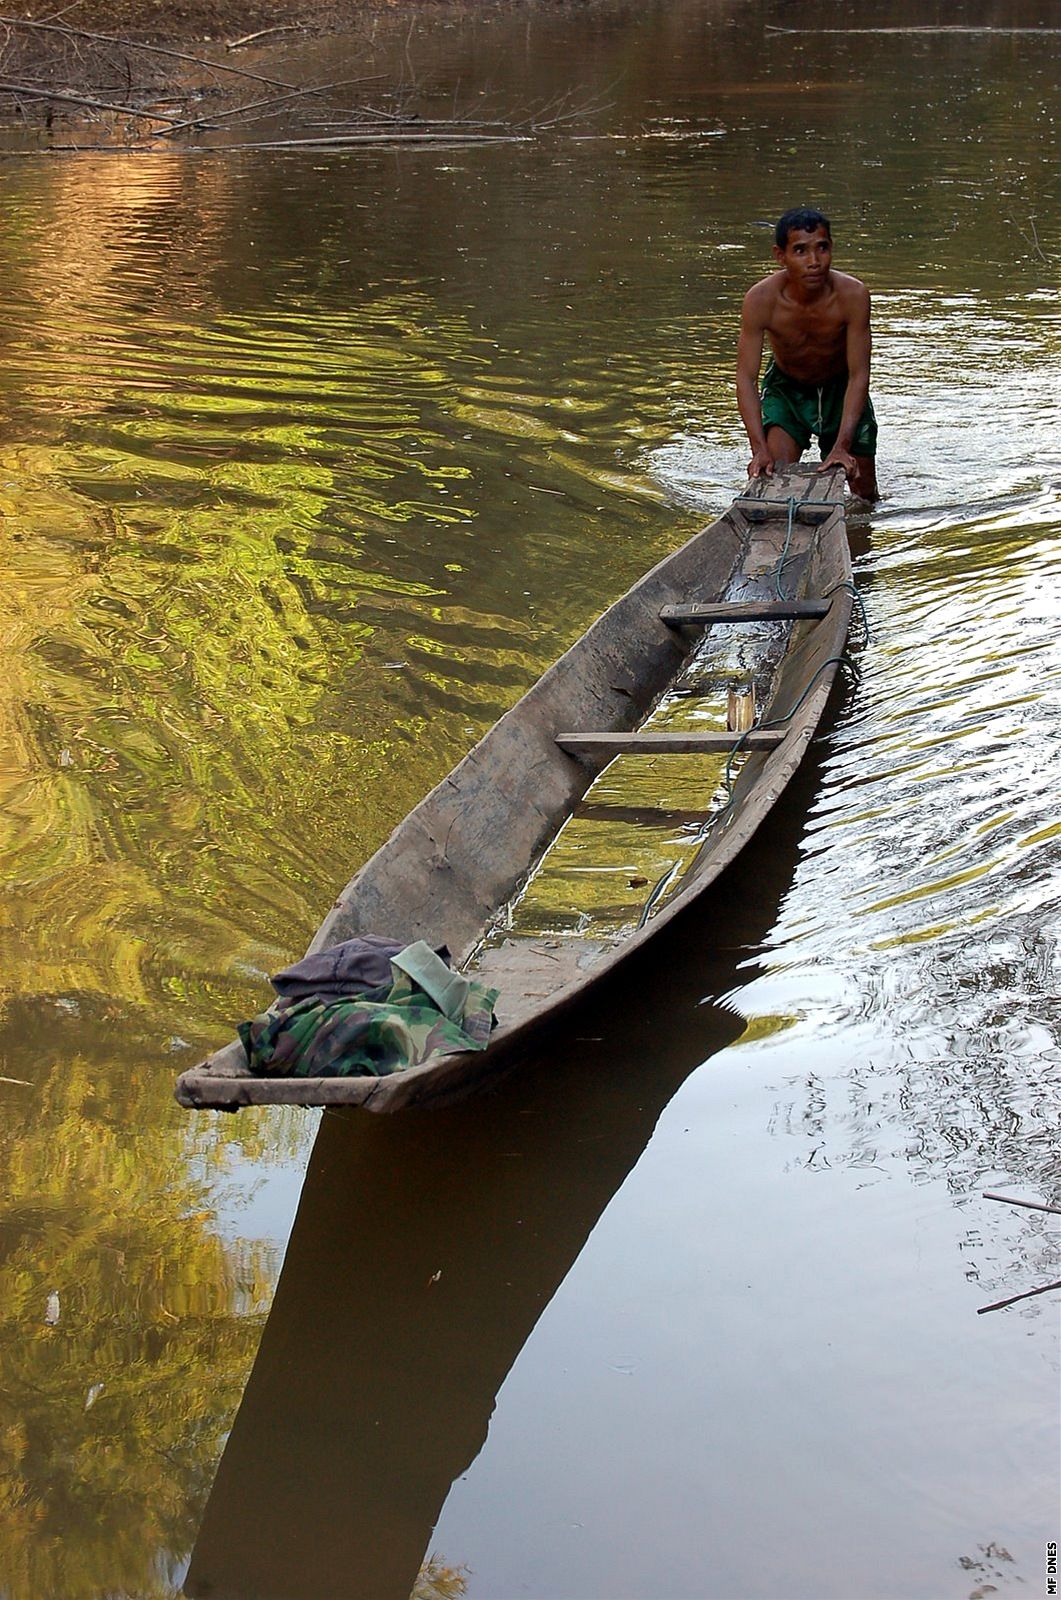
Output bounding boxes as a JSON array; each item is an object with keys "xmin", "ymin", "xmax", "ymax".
[
  {"xmin": 0, "ymin": 76, "xmax": 186, "ymax": 121},
  {"xmin": 150, "ymin": 76, "xmax": 383, "ymax": 137},
  {"xmin": 977, "ymin": 1278, "xmax": 1061, "ymax": 1315},
  {"xmin": 0, "ymin": 15, "xmax": 297, "ymax": 86},
  {"xmin": 983, "ymin": 1190, "xmax": 1061, "ymax": 1216}
]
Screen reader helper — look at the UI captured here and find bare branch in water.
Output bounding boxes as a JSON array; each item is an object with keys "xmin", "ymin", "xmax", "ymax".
[
  {"xmin": 190, "ymin": 131, "xmax": 532, "ymax": 151},
  {"xmin": 150, "ymin": 76, "xmax": 383, "ymax": 137},
  {"xmin": 983, "ymin": 1190, "xmax": 1061, "ymax": 1216},
  {"xmin": 977, "ymin": 1279, "xmax": 1061, "ymax": 1316},
  {"xmin": 765, "ymin": 23, "xmax": 1061, "ymax": 34},
  {"xmin": 0, "ymin": 24, "xmax": 611, "ymax": 150},
  {"xmin": 0, "ymin": 75, "xmax": 186, "ymax": 121},
  {"xmin": 226, "ymin": 24, "xmax": 302, "ymax": 52}
]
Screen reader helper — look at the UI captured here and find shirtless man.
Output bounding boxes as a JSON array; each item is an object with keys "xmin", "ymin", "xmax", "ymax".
[{"xmin": 736, "ymin": 207, "xmax": 879, "ymax": 501}]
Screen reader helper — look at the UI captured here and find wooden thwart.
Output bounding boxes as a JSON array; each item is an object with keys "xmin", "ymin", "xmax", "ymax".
[
  {"xmin": 732, "ymin": 498, "xmax": 834, "ymax": 524},
  {"xmin": 660, "ymin": 600, "xmax": 831, "ymax": 625},
  {"xmin": 556, "ymin": 730, "xmax": 786, "ymax": 756}
]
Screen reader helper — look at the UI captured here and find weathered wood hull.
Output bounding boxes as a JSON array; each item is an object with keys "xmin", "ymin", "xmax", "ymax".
[{"xmin": 176, "ymin": 464, "xmax": 852, "ymax": 1112}]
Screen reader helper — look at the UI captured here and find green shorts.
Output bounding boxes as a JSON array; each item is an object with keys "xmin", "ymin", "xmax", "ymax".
[{"xmin": 760, "ymin": 361, "xmax": 878, "ymax": 458}]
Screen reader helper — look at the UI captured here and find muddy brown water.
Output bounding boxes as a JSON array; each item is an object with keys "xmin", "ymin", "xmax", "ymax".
[{"xmin": 0, "ymin": 1, "xmax": 1058, "ymax": 1596}]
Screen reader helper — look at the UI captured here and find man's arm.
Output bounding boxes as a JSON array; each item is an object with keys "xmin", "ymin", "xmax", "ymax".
[
  {"xmin": 819, "ymin": 283, "xmax": 871, "ymax": 477},
  {"xmin": 736, "ymin": 291, "xmax": 774, "ymax": 478}
]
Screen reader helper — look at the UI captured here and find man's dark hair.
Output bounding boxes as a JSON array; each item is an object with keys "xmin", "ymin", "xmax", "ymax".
[{"xmin": 775, "ymin": 207, "xmax": 832, "ymax": 247}]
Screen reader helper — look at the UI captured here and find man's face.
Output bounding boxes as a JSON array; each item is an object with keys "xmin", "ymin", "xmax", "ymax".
[{"xmin": 773, "ymin": 226, "xmax": 833, "ymax": 290}]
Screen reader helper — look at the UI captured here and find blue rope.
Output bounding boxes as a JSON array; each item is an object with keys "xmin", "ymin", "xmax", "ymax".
[
  {"xmin": 717, "ymin": 651, "xmax": 860, "ymax": 808},
  {"xmin": 635, "ymin": 860, "xmax": 683, "ymax": 931},
  {"xmin": 823, "ymin": 577, "xmax": 870, "ymax": 645},
  {"xmin": 774, "ymin": 496, "xmax": 800, "ymax": 599}
]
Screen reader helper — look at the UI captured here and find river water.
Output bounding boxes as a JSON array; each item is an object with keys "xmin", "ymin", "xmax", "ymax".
[{"xmin": 0, "ymin": 1, "xmax": 1058, "ymax": 1596}]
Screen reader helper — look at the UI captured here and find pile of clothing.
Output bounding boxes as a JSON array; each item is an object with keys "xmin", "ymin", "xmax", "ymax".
[{"xmin": 239, "ymin": 934, "xmax": 498, "ymax": 1080}]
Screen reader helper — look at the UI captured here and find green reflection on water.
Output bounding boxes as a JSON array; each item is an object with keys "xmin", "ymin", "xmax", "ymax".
[{"xmin": 0, "ymin": 1002, "xmax": 278, "ymax": 1600}]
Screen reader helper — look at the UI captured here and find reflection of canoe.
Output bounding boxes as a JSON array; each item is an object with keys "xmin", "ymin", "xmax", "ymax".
[
  {"xmin": 176, "ymin": 463, "xmax": 851, "ymax": 1113},
  {"xmin": 184, "ymin": 958, "xmax": 747, "ymax": 1600},
  {"xmin": 183, "ymin": 791, "xmax": 815, "ymax": 1600}
]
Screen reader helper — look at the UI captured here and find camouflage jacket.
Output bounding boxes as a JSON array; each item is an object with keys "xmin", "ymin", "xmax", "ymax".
[{"xmin": 239, "ymin": 940, "xmax": 498, "ymax": 1079}]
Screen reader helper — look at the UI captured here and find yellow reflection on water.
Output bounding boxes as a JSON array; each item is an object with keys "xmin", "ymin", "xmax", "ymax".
[
  {"xmin": 508, "ymin": 750, "xmax": 729, "ymax": 937},
  {"xmin": 0, "ymin": 1017, "xmax": 276, "ymax": 1600},
  {"xmin": 497, "ymin": 619, "xmax": 786, "ymax": 939}
]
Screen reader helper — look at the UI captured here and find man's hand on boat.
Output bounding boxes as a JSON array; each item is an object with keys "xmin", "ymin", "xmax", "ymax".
[
  {"xmin": 817, "ymin": 441, "xmax": 858, "ymax": 482},
  {"xmin": 746, "ymin": 443, "xmax": 778, "ymax": 478}
]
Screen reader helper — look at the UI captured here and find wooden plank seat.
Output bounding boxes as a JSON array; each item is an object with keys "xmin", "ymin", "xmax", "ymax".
[
  {"xmin": 731, "ymin": 498, "xmax": 834, "ymax": 523},
  {"xmin": 660, "ymin": 599, "xmax": 832, "ymax": 625},
  {"xmin": 556, "ymin": 730, "xmax": 786, "ymax": 756}
]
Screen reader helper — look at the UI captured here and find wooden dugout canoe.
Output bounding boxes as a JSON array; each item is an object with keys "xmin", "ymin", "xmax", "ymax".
[{"xmin": 176, "ymin": 463, "xmax": 852, "ymax": 1113}]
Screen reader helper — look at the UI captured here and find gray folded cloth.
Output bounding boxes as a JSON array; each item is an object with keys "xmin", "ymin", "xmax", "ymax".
[{"xmin": 271, "ymin": 935, "xmax": 451, "ymax": 1003}]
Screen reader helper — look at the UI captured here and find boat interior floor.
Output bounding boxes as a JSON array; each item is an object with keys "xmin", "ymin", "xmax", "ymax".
[{"xmin": 471, "ymin": 937, "xmax": 619, "ymax": 1030}]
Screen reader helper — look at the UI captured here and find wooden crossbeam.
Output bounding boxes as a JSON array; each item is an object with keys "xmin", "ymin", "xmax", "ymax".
[
  {"xmin": 660, "ymin": 599, "xmax": 831, "ymax": 625},
  {"xmin": 732, "ymin": 498, "xmax": 834, "ymax": 523},
  {"xmin": 556, "ymin": 730, "xmax": 785, "ymax": 756},
  {"xmin": 576, "ymin": 801, "xmax": 714, "ymax": 825}
]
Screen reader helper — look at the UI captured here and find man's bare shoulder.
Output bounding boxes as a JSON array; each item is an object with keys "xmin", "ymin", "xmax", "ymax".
[
  {"xmin": 830, "ymin": 269, "xmax": 871, "ymax": 306},
  {"xmin": 741, "ymin": 271, "xmax": 786, "ymax": 320}
]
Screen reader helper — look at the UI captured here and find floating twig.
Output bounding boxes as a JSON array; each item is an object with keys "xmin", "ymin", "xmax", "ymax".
[
  {"xmin": 1006, "ymin": 212, "xmax": 1053, "ymax": 266},
  {"xmin": 226, "ymin": 24, "xmax": 301, "ymax": 52},
  {"xmin": 977, "ymin": 1278, "xmax": 1061, "ymax": 1316}
]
